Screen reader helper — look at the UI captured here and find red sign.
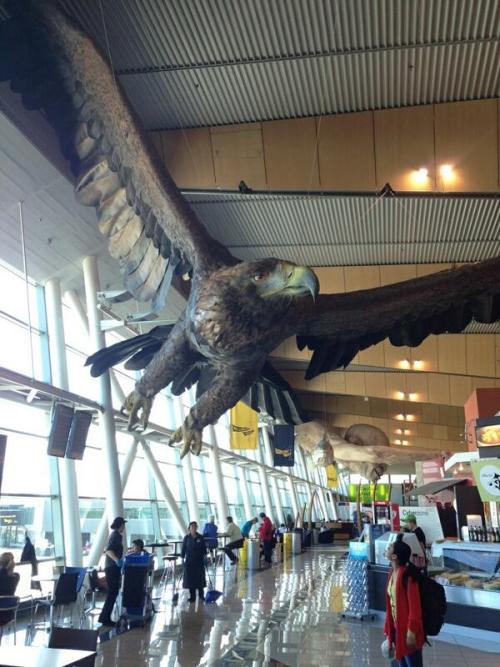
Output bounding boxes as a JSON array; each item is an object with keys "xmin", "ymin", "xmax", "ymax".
[{"xmin": 390, "ymin": 503, "xmax": 400, "ymax": 532}]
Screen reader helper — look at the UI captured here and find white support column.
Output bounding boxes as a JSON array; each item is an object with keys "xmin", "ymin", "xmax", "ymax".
[
  {"xmin": 287, "ymin": 474, "xmax": 300, "ymax": 518},
  {"xmin": 141, "ymin": 440, "xmax": 187, "ymax": 537},
  {"xmin": 87, "ymin": 438, "xmax": 138, "ymax": 567},
  {"xmin": 45, "ymin": 278, "xmax": 83, "ymax": 567},
  {"xmin": 261, "ymin": 427, "xmax": 284, "ymax": 522},
  {"xmin": 173, "ymin": 396, "xmax": 199, "ymax": 524},
  {"xmin": 64, "ymin": 289, "xmax": 126, "ymax": 406},
  {"xmin": 82, "ymin": 256, "xmax": 123, "ymax": 522},
  {"xmin": 207, "ymin": 425, "xmax": 229, "ymax": 524},
  {"xmin": 257, "ymin": 453, "xmax": 274, "ymax": 519},
  {"xmin": 237, "ymin": 465, "xmax": 252, "ymax": 519}
]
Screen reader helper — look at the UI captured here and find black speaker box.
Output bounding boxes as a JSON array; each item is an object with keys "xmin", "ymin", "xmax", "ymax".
[
  {"xmin": 66, "ymin": 410, "xmax": 92, "ymax": 460},
  {"xmin": 47, "ymin": 404, "xmax": 74, "ymax": 457}
]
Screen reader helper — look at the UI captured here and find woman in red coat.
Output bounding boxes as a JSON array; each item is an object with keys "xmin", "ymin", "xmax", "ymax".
[{"xmin": 384, "ymin": 534, "xmax": 425, "ymax": 666}]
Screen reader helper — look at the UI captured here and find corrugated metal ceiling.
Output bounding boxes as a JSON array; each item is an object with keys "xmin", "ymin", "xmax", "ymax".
[
  {"xmin": 57, "ymin": 0, "xmax": 499, "ymax": 129},
  {"xmin": 185, "ymin": 191, "xmax": 500, "ymax": 266}
]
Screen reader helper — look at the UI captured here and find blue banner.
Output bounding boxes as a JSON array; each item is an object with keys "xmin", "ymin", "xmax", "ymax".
[{"xmin": 273, "ymin": 424, "xmax": 295, "ymax": 467}]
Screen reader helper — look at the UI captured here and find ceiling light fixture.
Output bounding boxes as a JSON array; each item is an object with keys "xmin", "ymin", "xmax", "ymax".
[
  {"xmin": 439, "ymin": 164, "xmax": 454, "ymax": 181},
  {"xmin": 412, "ymin": 167, "xmax": 429, "ymax": 186}
]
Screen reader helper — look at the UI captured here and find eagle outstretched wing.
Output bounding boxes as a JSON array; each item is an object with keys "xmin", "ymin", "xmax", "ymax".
[
  {"xmin": 0, "ymin": 0, "xmax": 236, "ymax": 307},
  {"xmin": 293, "ymin": 257, "xmax": 500, "ymax": 379}
]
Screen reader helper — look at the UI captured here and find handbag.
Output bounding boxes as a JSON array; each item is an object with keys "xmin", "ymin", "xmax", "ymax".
[{"xmin": 381, "ymin": 638, "xmax": 395, "ymax": 660}]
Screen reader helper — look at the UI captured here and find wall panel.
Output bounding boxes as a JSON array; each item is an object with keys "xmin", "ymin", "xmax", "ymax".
[
  {"xmin": 374, "ymin": 106, "xmax": 435, "ymax": 191},
  {"xmin": 317, "ymin": 112, "xmax": 376, "ymax": 190},
  {"xmin": 160, "ymin": 128, "xmax": 216, "ymax": 188},
  {"xmin": 434, "ymin": 99, "xmax": 498, "ymax": 192},
  {"xmin": 262, "ymin": 118, "xmax": 320, "ymax": 190},
  {"xmin": 210, "ymin": 123, "xmax": 267, "ymax": 189}
]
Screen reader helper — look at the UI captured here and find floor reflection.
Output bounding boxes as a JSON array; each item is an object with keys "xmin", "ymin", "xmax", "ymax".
[{"xmin": 7, "ymin": 546, "xmax": 499, "ymax": 666}]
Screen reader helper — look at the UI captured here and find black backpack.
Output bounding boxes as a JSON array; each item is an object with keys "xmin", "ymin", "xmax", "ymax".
[{"xmin": 404, "ymin": 568, "xmax": 447, "ymax": 637}]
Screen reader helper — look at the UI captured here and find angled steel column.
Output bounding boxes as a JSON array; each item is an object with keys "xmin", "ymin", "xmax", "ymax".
[
  {"xmin": 45, "ymin": 278, "xmax": 83, "ymax": 566},
  {"xmin": 206, "ymin": 425, "xmax": 229, "ymax": 524},
  {"xmin": 87, "ymin": 438, "xmax": 138, "ymax": 567},
  {"xmin": 257, "ymin": 434, "xmax": 274, "ymax": 518},
  {"xmin": 237, "ymin": 465, "xmax": 252, "ymax": 518},
  {"xmin": 82, "ymin": 256, "xmax": 123, "ymax": 521},
  {"xmin": 261, "ymin": 426, "xmax": 284, "ymax": 523},
  {"xmin": 64, "ymin": 289, "xmax": 126, "ymax": 406},
  {"xmin": 287, "ymin": 474, "xmax": 300, "ymax": 518},
  {"xmin": 173, "ymin": 396, "xmax": 199, "ymax": 524},
  {"xmin": 141, "ymin": 440, "xmax": 187, "ymax": 537}
]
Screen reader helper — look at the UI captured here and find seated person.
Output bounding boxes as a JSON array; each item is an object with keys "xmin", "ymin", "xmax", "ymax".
[
  {"xmin": 0, "ymin": 552, "xmax": 20, "ymax": 625},
  {"xmin": 127, "ymin": 538, "xmax": 147, "ymax": 555},
  {"xmin": 202, "ymin": 515, "xmax": 219, "ymax": 551},
  {"xmin": 221, "ymin": 517, "xmax": 244, "ymax": 565}
]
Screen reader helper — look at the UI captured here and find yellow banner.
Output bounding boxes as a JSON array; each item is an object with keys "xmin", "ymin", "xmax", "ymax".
[
  {"xmin": 326, "ymin": 464, "xmax": 338, "ymax": 488},
  {"xmin": 230, "ymin": 401, "xmax": 258, "ymax": 450}
]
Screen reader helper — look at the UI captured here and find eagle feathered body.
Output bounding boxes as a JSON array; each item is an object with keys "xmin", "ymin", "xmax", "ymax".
[{"xmin": 2, "ymin": 1, "xmax": 499, "ymax": 457}]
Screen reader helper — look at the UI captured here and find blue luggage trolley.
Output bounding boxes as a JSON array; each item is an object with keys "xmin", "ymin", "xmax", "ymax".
[{"xmin": 119, "ymin": 553, "xmax": 154, "ymax": 627}]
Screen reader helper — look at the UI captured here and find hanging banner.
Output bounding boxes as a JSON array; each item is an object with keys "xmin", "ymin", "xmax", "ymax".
[
  {"xmin": 471, "ymin": 459, "xmax": 500, "ymax": 502},
  {"xmin": 273, "ymin": 424, "xmax": 295, "ymax": 466},
  {"xmin": 326, "ymin": 464, "xmax": 338, "ymax": 488},
  {"xmin": 230, "ymin": 401, "xmax": 258, "ymax": 450},
  {"xmin": 347, "ymin": 484, "xmax": 390, "ymax": 503}
]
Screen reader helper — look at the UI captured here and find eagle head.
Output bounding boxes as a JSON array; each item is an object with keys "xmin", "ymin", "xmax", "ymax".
[{"xmin": 227, "ymin": 258, "xmax": 319, "ymax": 301}]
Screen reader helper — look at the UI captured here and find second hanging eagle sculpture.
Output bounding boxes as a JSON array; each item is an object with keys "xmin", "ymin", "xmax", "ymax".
[{"xmin": 2, "ymin": 1, "xmax": 499, "ymax": 457}]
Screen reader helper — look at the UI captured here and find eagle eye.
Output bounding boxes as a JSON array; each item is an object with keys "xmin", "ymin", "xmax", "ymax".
[{"xmin": 253, "ymin": 273, "xmax": 267, "ymax": 282}]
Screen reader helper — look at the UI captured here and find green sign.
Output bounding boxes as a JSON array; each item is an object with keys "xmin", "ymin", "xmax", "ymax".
[
  {"xmin": 471, "ymin": 459, "xmax": 500, "ymax": 502},
  {"xmin": 348, "ymin": 484, "xmax": 390, "ymax": 503}
]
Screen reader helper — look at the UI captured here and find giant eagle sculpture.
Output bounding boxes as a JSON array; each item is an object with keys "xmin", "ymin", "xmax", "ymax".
[
  {"xmin": 295, "ymin": 421, "xmax": 446, "ymax": 482},
  {"xmin": 2, "ymin": 1, "xmax": 498, "ymax": 458}
]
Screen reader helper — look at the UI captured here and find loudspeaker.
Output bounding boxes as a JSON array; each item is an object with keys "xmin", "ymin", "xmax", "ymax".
[
  {"xmin": 0, "ymin": 435, "xmax": 6, "ymax": 496},
  {"xmin": 47, "ymin": 404, "xmax": 74, "ymax": 457},
  {"xmin": 65, "ymin": 410, "xmax": 92, "ymax": 460}
]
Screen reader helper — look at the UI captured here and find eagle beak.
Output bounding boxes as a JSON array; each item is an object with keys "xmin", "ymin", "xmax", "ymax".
[{"xmin": 283, "ymin": 264, "xmax": 319, "ymax": 300}]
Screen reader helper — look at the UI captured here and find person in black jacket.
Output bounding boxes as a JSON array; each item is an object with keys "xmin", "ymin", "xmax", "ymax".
[
  {"xmin": 181, "ymin": 522, "xmax": 207, "ymax": 603},
  {"xmin": 0, "ymin": 552, "xmax": 20, "ymax": 626},
  {"xmin": 98, "ymin": 516, "xmax": 127, "ymax": 627},
  {"xmin": 405, "ymin": 514, "xmax": 428, "ymax": 564}
]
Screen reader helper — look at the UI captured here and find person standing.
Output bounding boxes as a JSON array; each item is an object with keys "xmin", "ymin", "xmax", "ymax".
[
  {"xmin": 241, "ymin": 517, "xmax": 258, "ymax": 539},
  {"xmin": 259, "ymin": 512, "xmax": 274, "ymax": 565},
  {"xmin": 222, "ymin": 516, "xmax": 244, "ymax": 564},
  {"xmin": 98, "ymin": 516, "xmax": 126, "ymax": 627},
  {"xmin": 405, "ymin": 514, "xmax": 427, "ymax": 564},
  {"xmin": 181, "ymin": 521, "xmax": 207, "ymax": 602},
  {"xmin": 384, "ymin": 534, "xmax": 425, "ymax": 667}
]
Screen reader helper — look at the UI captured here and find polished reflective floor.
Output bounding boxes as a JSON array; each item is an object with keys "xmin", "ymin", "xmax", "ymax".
[{"xmin": 11, "ymin": 546, "xmax": 500, "ymax": 666}]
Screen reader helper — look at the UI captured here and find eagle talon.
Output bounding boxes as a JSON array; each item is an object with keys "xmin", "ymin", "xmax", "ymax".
[
  {"xmin": 122, "ymin": 390, "xmax": 152, "ymax": 431},
  {"xmin": 171, "ymin": 420, "xmax": 203, "ymax": 458}
]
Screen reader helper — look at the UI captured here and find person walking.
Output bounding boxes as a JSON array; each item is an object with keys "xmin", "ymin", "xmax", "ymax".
[
  {"xmin": 98, "ymin": 516, "xmax": 126, "ymax": 627},
  {"xmin": 384, "ymin": 534, "xmax": 425, "ymax": 666},
  {"xmin": 181, "ymin": 521, "xmax": 207, "ymax": 602},
  {"xmin": 222, "ymin": 516, "xmax": 244, "ymax": 564},
  {"xmin": 259, "ymin": 512, "xmax": 274, "ymax": 565}
]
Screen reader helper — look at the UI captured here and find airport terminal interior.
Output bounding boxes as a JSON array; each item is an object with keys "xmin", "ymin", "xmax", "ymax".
[{"xmin": 0, "ymin": 1, "xmax": 499, "ymax": 666}]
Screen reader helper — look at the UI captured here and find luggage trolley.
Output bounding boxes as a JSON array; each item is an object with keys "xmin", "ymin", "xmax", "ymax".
[{"xmin": 119, "ymin": 553, "xmax": 154, "ymax": 627}]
